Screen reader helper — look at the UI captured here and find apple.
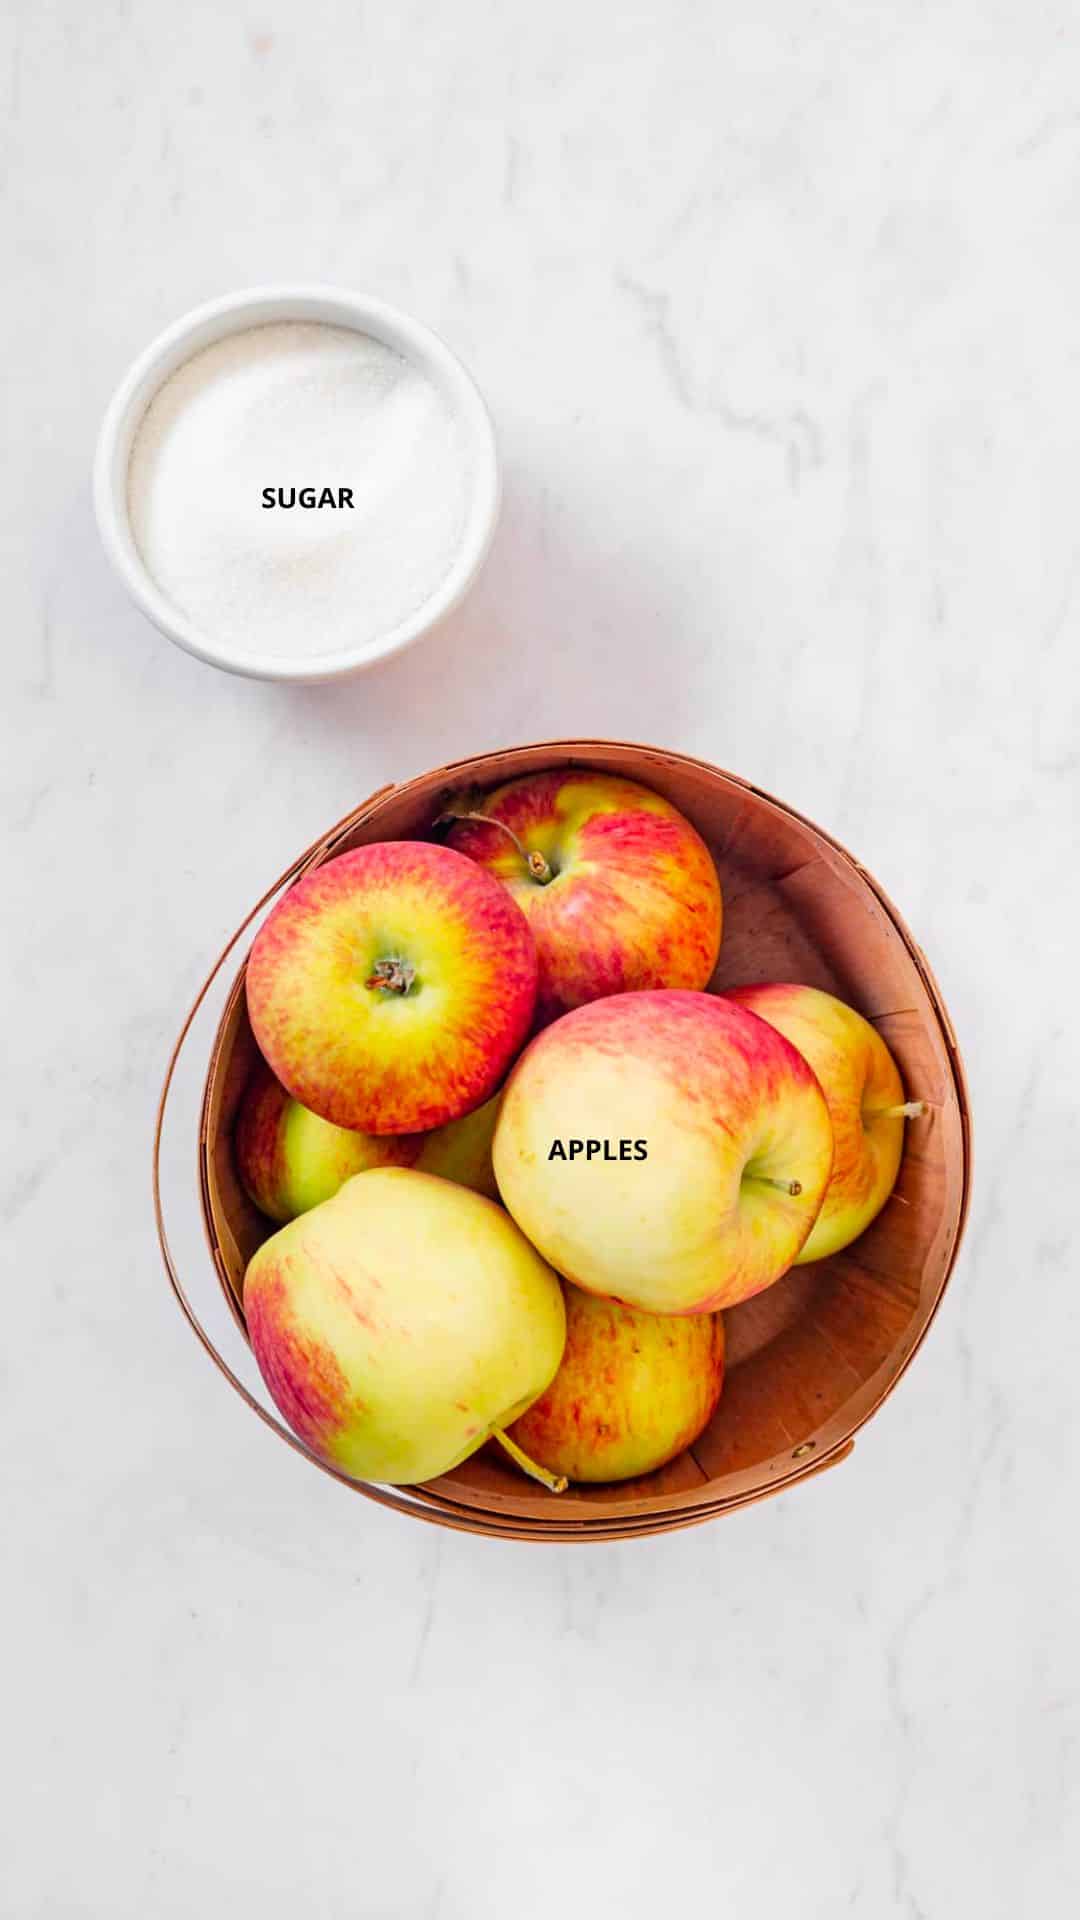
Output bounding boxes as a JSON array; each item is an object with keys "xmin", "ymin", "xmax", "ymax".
[
  {"xmin": 246, "ymin": 841, "xmax": 537, "ymax": 1133},
  {"xmin": 508, "ymin": 1282, "xmax": 725, "ymax": 1483},
  {"xmin": 493, "ymin": 989, "xmax": 834, "ymax": 1313},
  {"xmin": 235, "ymin": 1059, "xmax": 418, "ymax": 1222},
  {"xmin": 442, "ymin": 770, "xmax": 722, "ymax": 1023},
  {"xmin": 723, "ymin": 983, "xmax": 925, "ymax": 1262},
  {"xmin": 243, "ymin": 1167, "xmax": 568, "ymax": 1488},
  {"xmin": 235, "ymin": 1065, "xmax": 503, "ymax": 1223},
  {"xmin": 412, "ymin": 1090, "xmax": 502, "ymax": 1199}
]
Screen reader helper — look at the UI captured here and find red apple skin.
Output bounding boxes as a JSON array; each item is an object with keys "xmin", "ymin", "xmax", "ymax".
[
  {"xmin": 723, "ymin": 983, "xmax": 912, "ymax": 1263},
  {"xmin": 234, "ymin": 1061, "xmax": 420, "ymax": 1222},
  {"xmin": 444, "ymin": 771, "xmax": 722, "ymax": 1024},
  {"xmin": 509, "ymin": 1282, "xmax": 725, "ymax": 1483},
  {"xmin": 246, "ymin": 841, "xmax": 538, "ymax": 1134},
  {"xmin": 493, "ymin": 990, "xmax": 835, "ymax": 1313}
]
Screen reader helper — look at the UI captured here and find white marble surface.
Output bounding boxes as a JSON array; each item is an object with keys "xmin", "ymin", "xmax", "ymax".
[{"xmin": 4, "ymin": 2, "xmax": 1078, "ymax": 1912}]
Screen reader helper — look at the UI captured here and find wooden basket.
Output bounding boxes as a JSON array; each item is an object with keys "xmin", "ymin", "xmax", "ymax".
[{"xmin": 160, "ymin": 740, "xmax": 971, "ymax": 1540}]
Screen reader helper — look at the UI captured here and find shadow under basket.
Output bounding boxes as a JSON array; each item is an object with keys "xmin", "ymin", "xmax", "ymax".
[{"xmin": 170, "ymin": 740, "xmax": 971, "ymax": 1539}]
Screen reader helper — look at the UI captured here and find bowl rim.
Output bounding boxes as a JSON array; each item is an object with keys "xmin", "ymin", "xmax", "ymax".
[
  {"xmin": 93, "ymin": 283, "xmax": 501, "ymax": 684},
  {"xmin": 157, "ymin": 739, "xmax": 973, "ymax": 1538}
]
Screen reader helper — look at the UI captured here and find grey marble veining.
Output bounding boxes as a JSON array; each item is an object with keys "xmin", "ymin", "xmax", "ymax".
[{"xmin": 3, "ymin": 2, "xmax": 1078, "ymax": 1913}]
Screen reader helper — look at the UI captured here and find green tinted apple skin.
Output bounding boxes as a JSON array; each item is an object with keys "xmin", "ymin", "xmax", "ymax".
[
  {"xmin": 234, "ymin": 1061, "xmax": 418, "ymax": 1223},
  {"xmin": 414, "ymin": 1092, "xmax": 502, "ymax": 1199}
]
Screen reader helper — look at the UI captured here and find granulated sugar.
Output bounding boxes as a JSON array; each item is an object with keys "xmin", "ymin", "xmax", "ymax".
[{"xmin": 127, "ymin": 322, "xmax": 470, "ymax": 661}]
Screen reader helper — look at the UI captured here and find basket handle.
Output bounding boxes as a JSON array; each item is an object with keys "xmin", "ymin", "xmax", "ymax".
[{"xmin": 151, "ymin": 807, "xmax": 506, "ymax": 1536}]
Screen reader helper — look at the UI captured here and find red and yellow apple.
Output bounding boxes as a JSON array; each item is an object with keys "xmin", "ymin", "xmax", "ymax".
[
  {"xmin": 443, "ymin": 770, "xmax": 722, "ymax": 1023},
  {"xmin": 246, "ymin": 841, "xmax": 537, "ymax": 1133},
  {"xmin": 724, "ymin": 983, "xmax": 923, "ymax": 1262},
  {"xmin": 508, "ymin": 1282, "xmax": 725, "ymax": 1483},
  {"xmin": 243, "ymin": 1168, "xmax": 567, "ymax": 1487},
  {"xmin": 235, "ymin": 1065, "xmax": 503, "ymax": 1222},
  {"xmin": 493, "ymin": 989, "xmax": 834, "ymax": 1313},
  {"xmin": 235, "ymin": 1059, "xmax": 417, "ymax": 1221}
]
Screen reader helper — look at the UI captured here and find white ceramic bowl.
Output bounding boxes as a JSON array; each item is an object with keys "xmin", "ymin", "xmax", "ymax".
[{"xmin": 93, "ymin": 285, "xmax": 501, "ymax": 683}]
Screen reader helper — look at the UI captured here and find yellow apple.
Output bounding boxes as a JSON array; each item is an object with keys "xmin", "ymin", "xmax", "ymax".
[
  {"xmin": 493, "ymin": 989, "xmax": 834, "ymax": 1313},
  {"xmin": 508, "ymin": 1282, "xmax": 725, "ymax": 1482},
  {"xmin": 243, "ymin": 1168, "xmax": 567, "ymax": 1487},
  {"xmin": 724, "ymin": 984, "xmax": 924, "ymax": 1262}
]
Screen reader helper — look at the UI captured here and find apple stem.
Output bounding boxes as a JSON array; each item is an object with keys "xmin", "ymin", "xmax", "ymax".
[
  {"xmin": 492, "ymin": 1428, "xmax": 568, "ymax": 1493},
  {"xmin": 437, "ymin": 809, "xmax": 553, "ymax": 885},
  {"xmin": 365, "ymin": 957, "xmax": 416, "ymax": 995},
  {"xmin": 871, "ymin": 1100, "xmax": 928, "ymax": 1121},
  {"xmin": 746, "ymin": 1175, "xmax": 803, "ymax": 1197}
]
